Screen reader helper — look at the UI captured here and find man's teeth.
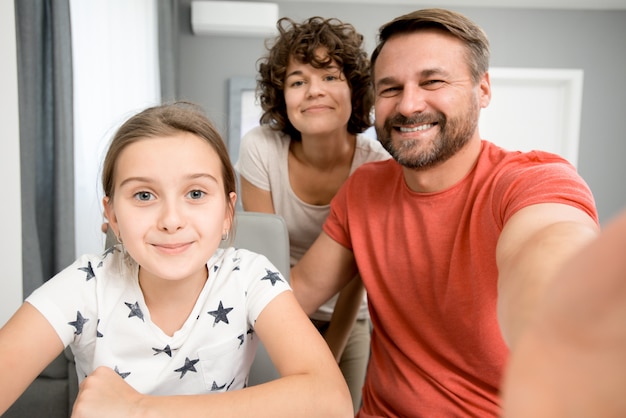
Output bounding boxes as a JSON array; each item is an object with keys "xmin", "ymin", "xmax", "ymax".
[{"xmin": 399, "ymin": 124, "xmax": 434, "ymax": 133}]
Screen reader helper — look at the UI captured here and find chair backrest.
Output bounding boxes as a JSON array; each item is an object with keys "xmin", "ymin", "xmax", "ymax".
[
  {"xmin": 224, "ymin": 211, "xmax": 290, "ymax": 281},
  {"xmin": 222, "ymin": 211, "xmax": 290, "ymax": 385}
]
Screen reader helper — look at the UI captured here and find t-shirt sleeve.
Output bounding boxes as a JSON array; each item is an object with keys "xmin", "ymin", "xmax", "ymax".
[
  {"xmin": 25, "ymin": 255, "xmax": 101, "ymax": 347},
  {"xmin": 493, "ymin": 152, "xmax": 598, "ymax": 226},
  {"xmin": 322, "ymin": 173, "xmax": 355, "ymax": 251},
  {"xmin": 238, "ymin": 249, "xmax": 292, "ymax": 324},
  {"xmin": 235, "ymin": 126, "xmax": 273, "ymax": 191}
]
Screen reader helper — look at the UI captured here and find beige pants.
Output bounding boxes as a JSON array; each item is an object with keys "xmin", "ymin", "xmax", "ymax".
[
  {"xmin": 340, "ymin": 318, "xmax": 371, "ymax": 413},
  {"xmin": 313, "ymin": 318, "xmax": 371, "ymax": 413}
]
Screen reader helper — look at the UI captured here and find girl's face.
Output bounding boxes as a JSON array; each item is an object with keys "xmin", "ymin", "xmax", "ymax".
[
  {"xmin": 283, "ymin": 50, "xmax": 353, "ymax": 138},
  {"xmin": 103, "ymin": 132, "xmax": 235, "ymax": 285}
]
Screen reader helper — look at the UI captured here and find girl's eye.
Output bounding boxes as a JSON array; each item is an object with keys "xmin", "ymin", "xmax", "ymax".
[
  {"xmin": 187, "ymin": 190, "xmax": 205, "ymax": 199},
  {"xmin": 134, "ymin": 191, "xmax": 154, "ymax": 201}
]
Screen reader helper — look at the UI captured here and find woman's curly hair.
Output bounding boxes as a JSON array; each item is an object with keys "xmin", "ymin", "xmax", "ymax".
[{"xmin": 257, "ymin": 16, "xmax": 373, "ymax": 141}]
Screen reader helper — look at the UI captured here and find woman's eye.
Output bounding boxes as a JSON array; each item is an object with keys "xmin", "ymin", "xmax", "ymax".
[
  {"xmin": 290, "ymin": 80, "xmax": 304, "ymax": 88},
  {"xmin": 187, "ymin": 190, "xmax": 205, "ymax": 199},
  {"xmin": 134, "ymin": 191, "xmax": 154, "ymax": 201}
]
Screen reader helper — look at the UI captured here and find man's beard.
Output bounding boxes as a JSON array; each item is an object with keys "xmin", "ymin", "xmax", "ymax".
[{"xmin": 375, "ymin": 99, "xmax": 480, "ymax": 170}]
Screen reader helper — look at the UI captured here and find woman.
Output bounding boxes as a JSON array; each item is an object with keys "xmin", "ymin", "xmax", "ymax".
[{"xmin": 236, "ymin": 17, "xmax": 390, "ymax": 412}]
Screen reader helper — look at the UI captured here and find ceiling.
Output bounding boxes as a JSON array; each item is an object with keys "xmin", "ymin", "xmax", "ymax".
[{"xmin": 276, "ymin": 0, "xmax": 626, "ymax": 10}]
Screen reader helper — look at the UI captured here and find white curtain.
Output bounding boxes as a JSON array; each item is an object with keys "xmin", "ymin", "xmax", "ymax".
[{"xmin": 70, "ymin": 0, "xmax": 161, "ymax": 257}]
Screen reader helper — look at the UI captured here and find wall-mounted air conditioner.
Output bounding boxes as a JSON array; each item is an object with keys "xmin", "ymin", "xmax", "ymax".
[{"xmin": 191, "ymin": 1, "xmax": 279, "ymax": 37}]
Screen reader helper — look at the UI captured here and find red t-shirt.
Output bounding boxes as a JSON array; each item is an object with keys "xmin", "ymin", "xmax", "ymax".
[{"xmin": 324, "ymin": 141, "xmax": 598, "ymax": 417}]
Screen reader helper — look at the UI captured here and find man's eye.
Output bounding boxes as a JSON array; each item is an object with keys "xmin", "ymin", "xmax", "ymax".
[
  {"xmin": 423, "ymin": 80, "xmax": 445, "ymax": 88},
  {"xmin": 134, "ymin": 191, "xmax": 153, "ymax": 201},
  {"xmin": 378, "ymin": 87, "xmax": 401, "ymax": 98},
  {"xmin": 187, "ymin": 190, "xmax": 205, "ymax": 199}
]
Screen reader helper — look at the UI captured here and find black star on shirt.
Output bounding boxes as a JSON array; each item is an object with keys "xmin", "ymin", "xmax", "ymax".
[
  {"xmin": 208, "ymin": 301, "xmax": 233, "ymax": 326},
  {"xmin": 102, "ymin": 246, "xmax": 117, "ymax": 258},
  {"xmin": 114, "ymin": 366, "xmax": 131, "ymax": 379},
  {"xmin": 174, "ymin": 357, "xmax": 199, "ymax": 379},
  {"xmin": 98, "ymin": 246, "xmax": 119, "ymax": 267},
  {"xmin": 68, "ymin": 311, "xmax": 89, "ymax": 335},
  {"xmin": 124, "ymin": 301, "xmax": 144, "ymax": 321},
  {"xmin": 96, "ymin": 319, "xmax": 103, "ymax": 338},
  {"xmin": 237, "ymin": 334, "xmax": 244, "ymax": 347},
  {"xmin": 261, "ymin": 269, "xmax": 283, "ymax": 286},
  {"xmin": 211, "ymin": 381, "xmax": 226, "ymax": 391},
  {"xmin": 152, "ymin": 345, "xmax": 173, "ymax": 357},
  {"xmin": 78, "ymin": 262, "xmax": 95, "ymax": 281}
]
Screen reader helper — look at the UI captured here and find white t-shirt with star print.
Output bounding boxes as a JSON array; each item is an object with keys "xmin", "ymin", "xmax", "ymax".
[{"xmin": 26, "ymin": 245, "xmax": 290, "ymax": 395}]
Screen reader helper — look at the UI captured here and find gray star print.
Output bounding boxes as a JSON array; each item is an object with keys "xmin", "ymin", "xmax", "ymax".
[
  {"xmin": 68, "ymin": 311, "xmax": 89, "ymax": 335},
  {"xmin": 208, "ymin": 301, "xmax": 233, "ymax": 326},
  {"xmin": 78, "ymin": 262, "xmax": 95, "ymax": 281},
  {"xmin": 261, "ymin": 269, "xmax": 283, "ymax": 286},
  {"xmin": 174, "ymin": 357, "xmax": 199, "ymax": 379},
  {"xmin": 125, "ymin": 301, "xmax": 144, "ymax": 321},
  {"xmin": 211, "ymin": 381, "xmax": 226, "ymax": 391},
  {"xmin": 152, "ymin": 345, "xmax": 173, "ymax": 357},
  {"xmin": 114, "ymin": 366, "xmax": 131, "ymax": 379}
]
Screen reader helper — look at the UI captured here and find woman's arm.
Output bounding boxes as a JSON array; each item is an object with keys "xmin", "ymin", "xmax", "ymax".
[
  {"xmin": 323, "ymin": 274, "xmax": 365, "ymax": 361},
  {"xmin": 71, "ymin": 291, "xmax": 353, "ymax": 418},
  {"xmin": 240, "ymin": 175, "xmax": 275, "ymax": 214},
  {"xmin": 0, "ymin": 303, "xmax": 65, "ymax": 415}
]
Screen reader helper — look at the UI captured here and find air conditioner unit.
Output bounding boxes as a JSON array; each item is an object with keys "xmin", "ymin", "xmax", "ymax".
[{"xmin": 191, "ymin": 1, "xmax": 279, "ymax": 37}]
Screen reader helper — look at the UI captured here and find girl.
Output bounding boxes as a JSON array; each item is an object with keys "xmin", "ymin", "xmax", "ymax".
[{"xmin": 0, "ymin": 102, "xmax": 352, "ymax": 417}]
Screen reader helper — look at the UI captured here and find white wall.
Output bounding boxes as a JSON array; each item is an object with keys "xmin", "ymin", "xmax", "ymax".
[{"xmin": 0, "ymin": 1, "xmax": 23, "ymax": 326}]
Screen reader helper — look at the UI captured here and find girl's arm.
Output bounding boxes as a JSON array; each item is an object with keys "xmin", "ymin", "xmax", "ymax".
[
  {"xmin": 0, "ymin": 303, "xmax": 65, "ymax": 415},
  {"xmin": 71, "ymin": 291, "xmax": 353, "ymax": 418}
]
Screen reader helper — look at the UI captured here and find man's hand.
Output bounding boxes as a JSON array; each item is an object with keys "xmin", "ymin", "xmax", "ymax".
[{"xmin": 501, "ymin": 209, "xmax": 626, "ymax": 417}]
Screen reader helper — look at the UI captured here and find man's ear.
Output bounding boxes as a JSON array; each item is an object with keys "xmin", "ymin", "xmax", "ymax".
[
  {"xmin": 102, "ymin": 196, "xmax": 120, "ymax": 239},
  {"xmin": 479, "ymin": 71, "xmax": 492, "ymax": 109}
]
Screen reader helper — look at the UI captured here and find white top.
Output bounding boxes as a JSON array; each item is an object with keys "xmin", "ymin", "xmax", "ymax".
[
  {"xmin": 26, "ymin": 246, "xmax": 290, "ymax": 395},
  {"xmin": 236, "ymin": 125, "xmax": 391, "ymax": 321}
]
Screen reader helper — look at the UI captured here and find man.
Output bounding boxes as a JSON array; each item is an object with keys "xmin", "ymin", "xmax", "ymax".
[{"xmin": 291, "ymin": 8, "xmax": 599, "ymax": 417}]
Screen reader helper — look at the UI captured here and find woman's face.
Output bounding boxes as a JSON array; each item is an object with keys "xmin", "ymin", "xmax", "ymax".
[{"xmin": 283, "ymin": 50, "xmax": 352, "ymax": 138}]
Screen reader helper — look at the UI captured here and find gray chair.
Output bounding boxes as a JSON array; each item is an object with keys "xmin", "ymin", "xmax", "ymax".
[{"xmin": 221, "ymin": 211, "xmax": 290, "ymax": 385}]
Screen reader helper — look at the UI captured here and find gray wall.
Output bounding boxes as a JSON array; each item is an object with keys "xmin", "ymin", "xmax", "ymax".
[{"xmin": 177, "ymin": 0, "xmax": 626, "ymax": 224}]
